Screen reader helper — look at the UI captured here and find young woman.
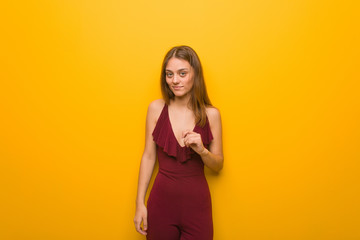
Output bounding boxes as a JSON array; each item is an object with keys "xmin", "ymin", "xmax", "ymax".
[{"xmin": 134, "ymin": 45, "xmax": 224, "ymax": 240}]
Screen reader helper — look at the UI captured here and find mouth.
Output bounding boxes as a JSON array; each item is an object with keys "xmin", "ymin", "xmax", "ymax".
[{"xmin": 172, "ymin": 86, "xmax": 183, "ymax": 90}]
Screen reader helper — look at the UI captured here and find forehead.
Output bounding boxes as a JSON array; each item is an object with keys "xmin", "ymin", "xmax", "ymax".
[{"xmin": 166, "ymin": 57, "xmax": 191, "ymax": 71}]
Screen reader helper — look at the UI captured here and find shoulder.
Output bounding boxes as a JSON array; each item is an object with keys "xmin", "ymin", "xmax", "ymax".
[
  {"xmin": 148, "ymin": 99, "xmax": 165, "ymax": 112},
  {"xmin": 206, "ymin": 105, "xmax": 221, "ymax": 119},
  {"xmin": 147, "ymin": 99, "xmax": 165, "ymax": 121},
  {"xmin": 205, "ymin": 105, "xmax": 221, "ymax": 126}
]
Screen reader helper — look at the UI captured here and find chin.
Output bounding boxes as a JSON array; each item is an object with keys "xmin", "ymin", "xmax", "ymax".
[{"xmin": 174, "ymin": 93, "xmax": 190, "ymax": 98}]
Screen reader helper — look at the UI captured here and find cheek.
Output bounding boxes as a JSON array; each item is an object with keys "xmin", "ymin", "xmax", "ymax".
[
  {"xmin": 165, "ymin": 78, "xmax": 171, "ymax": 86},
  {"xmin": 185, "ymin": 76, "xmax": 194, "ymax": 88}
]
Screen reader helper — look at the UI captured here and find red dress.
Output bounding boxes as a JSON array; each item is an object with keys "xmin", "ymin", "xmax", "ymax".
[{"xmin": 147, "ymin": 103, "xmax": 214, "ymax": 240}]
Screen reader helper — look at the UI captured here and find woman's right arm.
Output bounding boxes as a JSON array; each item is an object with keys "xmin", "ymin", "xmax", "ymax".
[{"xmin": 134, "ymin": 100, "xmax": 162, "ymax": 235}]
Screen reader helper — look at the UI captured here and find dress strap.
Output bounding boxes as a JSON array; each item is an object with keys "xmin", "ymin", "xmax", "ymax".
[{"xmin": 152, "ymin": 103, "xmax": 179, "ymax": 160}]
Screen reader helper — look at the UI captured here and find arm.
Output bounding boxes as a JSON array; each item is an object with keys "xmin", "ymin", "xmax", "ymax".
[
  {"xmin": 199, "ymin": 107, "xmax": 224, "ymax": 172},
  {"xmin": 183, "ymin": 107, "xmax": 224, "ymax": 172},
  {"xmin": 134, "ymin": 101, "xmax": 160, "ymax": 235}
]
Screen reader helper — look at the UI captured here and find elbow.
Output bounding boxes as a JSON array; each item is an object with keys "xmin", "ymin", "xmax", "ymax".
[{"xmin": 214, "ymin": 157, "xmax": 224, "ymax": 173}]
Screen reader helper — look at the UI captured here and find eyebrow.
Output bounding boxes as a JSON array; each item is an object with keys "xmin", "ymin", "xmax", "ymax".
[{"xmin": 165, "ymin": 68, "xmax": 189, "ymax": 72}]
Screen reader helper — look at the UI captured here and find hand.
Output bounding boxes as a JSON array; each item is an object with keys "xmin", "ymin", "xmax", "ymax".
[
  {"xmin": 134, "ymin": 204, "xmax": 148, "ymax": 235},
  {"xmin": 182, "ymin": 130, "xmax": 206, "ymax": 155}
]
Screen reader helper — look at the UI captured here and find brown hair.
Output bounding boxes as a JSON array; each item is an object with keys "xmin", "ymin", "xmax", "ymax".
[{"xmin": 160, "ymin": 45, "xmax": 212, "ymax": 127}]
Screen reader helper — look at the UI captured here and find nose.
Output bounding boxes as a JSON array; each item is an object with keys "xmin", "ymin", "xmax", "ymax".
[{"xmin": 172, "ymin": 74, "xmax": 180, "ymax": 84}]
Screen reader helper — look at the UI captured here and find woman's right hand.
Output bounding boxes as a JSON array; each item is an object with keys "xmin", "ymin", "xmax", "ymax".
[{"xmin": 134, "ymin": 203, "xmax": 148, "ymax": 235}]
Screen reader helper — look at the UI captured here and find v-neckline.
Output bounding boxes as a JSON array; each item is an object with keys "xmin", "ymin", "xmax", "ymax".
[{"xmin": 166, "ymin": 104, "xmax": 197, "ymax": 148}]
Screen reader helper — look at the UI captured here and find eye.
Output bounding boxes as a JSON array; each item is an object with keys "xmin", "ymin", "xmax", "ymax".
[
  {"xmin": 180, "ymin": 72, "xmax": 187, "ymax": 77},
  {"xmin": 166, "ymin": 72, "xmax": 173, "ymax": 77}
]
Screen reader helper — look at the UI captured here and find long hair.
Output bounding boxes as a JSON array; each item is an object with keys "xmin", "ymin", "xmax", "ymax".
[{"xmin": 160, "ymin": 45, "xmax": 212, "ymax": 127}]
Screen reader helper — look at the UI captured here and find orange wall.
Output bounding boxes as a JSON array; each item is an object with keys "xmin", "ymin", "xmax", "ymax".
[{"xmin": 1, "ymin": 0, "xmax": 359, "ymax": 239}]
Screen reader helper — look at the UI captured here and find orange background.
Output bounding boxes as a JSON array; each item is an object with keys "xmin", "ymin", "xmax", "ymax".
[{"xmin": 1, "ymin": 0, "xmax": 359, "ymax": 239}]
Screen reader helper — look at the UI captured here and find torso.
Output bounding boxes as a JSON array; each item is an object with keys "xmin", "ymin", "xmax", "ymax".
[{"xmin": 147, "ymin": 99, "xmax": 214, "ymax": 239}]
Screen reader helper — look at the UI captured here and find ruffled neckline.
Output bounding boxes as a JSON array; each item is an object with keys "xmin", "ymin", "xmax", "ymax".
[{"xmin": 152, "ymin": 103, "xmax": 213, "ymax": 163}]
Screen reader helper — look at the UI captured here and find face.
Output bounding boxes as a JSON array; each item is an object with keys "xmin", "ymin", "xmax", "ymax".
[{"xmin": 165, "ymin": 57, "xmax": 194, "ymax": 98}]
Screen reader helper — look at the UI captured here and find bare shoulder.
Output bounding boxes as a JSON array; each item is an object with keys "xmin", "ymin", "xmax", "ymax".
[
  {"xmin": 147, "ymin": 99, "xmax": 165, "ymax": 121},
  {"xmin": 205, "ymin": 105, "xmax": 221, "ymax": 130},
  {"xmin": 148, "ymin": 99, "xmax": 165, "ymax": 112},
  {"xmin": 206, "ymin": 105, "xmax": 221, "ymax": 122}
]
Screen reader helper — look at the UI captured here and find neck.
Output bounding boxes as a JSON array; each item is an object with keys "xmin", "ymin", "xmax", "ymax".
[{"xmin": 170, "ymin": 94, "xmax": 191, "ymax": 109}]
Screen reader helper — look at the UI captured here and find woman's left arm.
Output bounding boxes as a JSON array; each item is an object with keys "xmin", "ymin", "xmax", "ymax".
[
  {"xmin": 183, "ymin": 107, "xmax": 224, "ymax": 172},
  {"xmin": 199, "ymin": 107, "xmax": 224, "ymax": 172}
]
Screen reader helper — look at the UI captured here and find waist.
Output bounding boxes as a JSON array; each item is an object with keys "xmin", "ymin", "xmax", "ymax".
[
  {"xmin": 158, "ymin": 167, "xmax": 205, "ymax": 178},
  {"xmin": 152, "ymin": 170, "xmax": 210, "ymax": 199}
]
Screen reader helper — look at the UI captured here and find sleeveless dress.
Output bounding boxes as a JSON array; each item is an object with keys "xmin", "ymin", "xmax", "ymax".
[{"xmin": 147, "ymin": 103, "xmax": 214, "ymax": 240}]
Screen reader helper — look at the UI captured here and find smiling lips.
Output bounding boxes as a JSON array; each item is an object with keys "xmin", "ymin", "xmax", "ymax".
[{"xmin": 172, "ymin": 86, "xmax": 183, "ymax": 90}]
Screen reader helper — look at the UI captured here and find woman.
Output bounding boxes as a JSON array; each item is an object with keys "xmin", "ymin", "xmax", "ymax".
[{"xmin": 134, "ymin": 45, "xmax": 224, "ymax": 240}]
